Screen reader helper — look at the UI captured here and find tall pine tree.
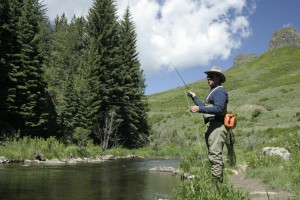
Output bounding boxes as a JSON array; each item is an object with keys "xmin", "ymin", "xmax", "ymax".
[
  {"xmin": 119, "ymin": 7, "xmax": 149, "ymax": 147},
  {"xmin": 0, "ymin": 0, "xmax": 24, "ymax": 136},
  {"xmin": 14, "ymin": 0, "xmax": 55, "ymax": 136},
  {"xmin": 1, "ymin": 0, "xmax": 56, "ymax": 137},
  {"xmin": 0, "ymin": 0, "xmax": 16, "ymax": 135},
  {"xmin": 86, "ymin": 0, "xmax": 123, "ymax": 142},
  {"xmin": 86, "ymin": 1, "xmax": 150, "ymax": 148}
]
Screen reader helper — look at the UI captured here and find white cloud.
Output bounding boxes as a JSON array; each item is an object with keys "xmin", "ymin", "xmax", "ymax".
[
  {"xmin": 43, "ymin": 0, "xmax": 92, "ymax": 20},
  {"xmin": 43, "ymin": 0, "xmax": 253, "ymax": 74}
]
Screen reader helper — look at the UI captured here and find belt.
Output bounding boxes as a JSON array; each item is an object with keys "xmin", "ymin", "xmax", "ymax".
[{"xmin": 204, "ymin": 116, "xmax": 224, "ymax": 124}]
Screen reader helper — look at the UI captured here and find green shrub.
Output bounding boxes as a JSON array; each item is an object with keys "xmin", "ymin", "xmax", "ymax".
[
  {"xmin": 64, "ymin": 145, "xmax": 82, "ymax": 158},
  {"xmin": 72, "ymin": 127, "xmax": 91, "ymax": 148},
  {"xmin": 85, "ymin": 140, "xmax": 101, "ymax": 157},
  {"xmin": 251, "ymin": 109, "xmax": 261, "ymax": 118},
  {"xmin": 237, "ymin": 116, "xmax": 247, "ymax": 121},
  {"xmin": 279, "ymin": 88, "xmax": 289, "ymax": 93},
  {"xmin": 259, "ymin": 97, "xmax": 269, "ymax": 102},
  {"xmin": 296, "ymin": 112, "xmax": 300, "ymax": 121}
]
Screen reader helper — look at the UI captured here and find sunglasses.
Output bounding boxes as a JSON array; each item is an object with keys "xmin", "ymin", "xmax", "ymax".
[{"xmin": 207, "ymin": 75, "xmax": 216, "ymax": 79}]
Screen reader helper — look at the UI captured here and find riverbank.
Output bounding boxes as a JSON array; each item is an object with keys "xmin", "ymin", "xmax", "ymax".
[
  {"xmin": 2, "ymin": 134, "xmax": 299, "ymax": 199},
  {"xmin": 0, "ymin": 136, "xmax": 248, "ymax": 199},
  {"xmin": 0, "ymin": 154, "xmax": 142, "ymax": 165},
  {"xmin": 230, "ymin": 164, "xmax": 295, "ymax": 200}
]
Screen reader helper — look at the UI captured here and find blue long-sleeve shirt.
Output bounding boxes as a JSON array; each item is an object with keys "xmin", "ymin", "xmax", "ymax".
[{"xmin": 192, "ymin": 85, "xmax": 228, "ymax": 114}]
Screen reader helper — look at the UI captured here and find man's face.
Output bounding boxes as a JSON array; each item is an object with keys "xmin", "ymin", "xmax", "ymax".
[{"xmin": 206, "ymin": 73, "xmax": 220, "ymax": 87}]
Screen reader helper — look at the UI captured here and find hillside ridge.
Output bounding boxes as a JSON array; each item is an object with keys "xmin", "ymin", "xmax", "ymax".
[{"xmin": 233, "ymin": 26, "xmax": 300, "ymax": 66}]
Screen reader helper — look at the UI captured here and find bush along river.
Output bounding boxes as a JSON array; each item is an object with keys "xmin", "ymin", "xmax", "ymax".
[{"xmin": 0, "ymin": 158, "xmax": 179, "ymax": 200}]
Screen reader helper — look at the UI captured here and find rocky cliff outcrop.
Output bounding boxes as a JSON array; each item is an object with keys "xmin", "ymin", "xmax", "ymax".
[
  {"xmin": 268, "ymin": 26, "xmax": 300, "ymax": 50},
  {"xmin": 233, "ymin": 26, "xmax": 300, "ymax": 66},
  {"xmin": 233, "ymin": 54, "xmax": 257, "ymax": 66}
]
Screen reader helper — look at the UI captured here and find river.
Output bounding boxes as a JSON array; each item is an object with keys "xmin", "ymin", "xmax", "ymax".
[{"xmin": 0, "ymin": 158, "xmax": 179, "ymax": 200}]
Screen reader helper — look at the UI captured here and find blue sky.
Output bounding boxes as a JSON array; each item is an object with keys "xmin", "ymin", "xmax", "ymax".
[
  {"xmin": 44, "ymin": 0, "xmax": 300, "ymax": 95},
  {"xmin": 144, "ymin": 0, "xmax": 300, "ymax": 95}
]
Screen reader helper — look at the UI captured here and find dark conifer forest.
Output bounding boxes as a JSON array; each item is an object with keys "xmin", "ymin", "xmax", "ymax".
[{"xmin": 0, "ymin": 0, "xmax": 149, "ymax": 148}]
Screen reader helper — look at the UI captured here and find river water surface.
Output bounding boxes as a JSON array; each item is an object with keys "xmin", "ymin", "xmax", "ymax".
[{"xmin": 0, "ymin": 158, "xmax": 179, "ymax": 200}]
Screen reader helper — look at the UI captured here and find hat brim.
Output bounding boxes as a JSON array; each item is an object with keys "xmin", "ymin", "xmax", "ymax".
[{"xmin": 204, "ymin": 71, "xmax": 226, "ymax": 83}]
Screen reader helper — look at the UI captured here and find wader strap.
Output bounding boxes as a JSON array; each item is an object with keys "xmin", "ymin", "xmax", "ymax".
[
  {"xmin": 203, "ymin": 86, "xmax": 227, "ymax": 124},
  {"xmin": 205, "ymin": 86, "xmax": 223, "ymax": 103}
]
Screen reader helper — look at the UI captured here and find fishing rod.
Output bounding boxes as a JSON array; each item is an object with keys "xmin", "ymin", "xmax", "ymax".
[
  {"xmin": 170, "ymin": 61, "xmax": 189, "ymax": 90},
  {"xmin": 170, "ymin": 61, "xmax": 202, "ymax": 148},
  {"xmin": 170, "ymin": 61, "xmax": 192, "ymax": 97}
]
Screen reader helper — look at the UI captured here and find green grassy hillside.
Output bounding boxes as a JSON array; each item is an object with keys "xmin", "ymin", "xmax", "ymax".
[
  {"xmin": 147, "ymin": 46, "xmax": 300, "ymax": 194},
  {"xmin": 148, "ymin": 46, "xmax": 300, "ymax": 141}
]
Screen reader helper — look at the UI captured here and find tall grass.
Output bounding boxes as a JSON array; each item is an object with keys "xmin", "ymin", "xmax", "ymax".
[
  {"xmin": 244, "ymin": 126, "xmax": 300, "ymax": 193},
  {"xmin": 0, "ymin": 136, "xmax": 101, "ymax": 160},
  {"xmin": 106, "ymin": 144, "xmax": 183, "ymax": 158},
  {"xmin": 173, "ymin": 149, "xmax": 248, "ymax": 199},
  {"xmin": 0, "ymin": 136, "xmax": 186, "ymax": 160}
]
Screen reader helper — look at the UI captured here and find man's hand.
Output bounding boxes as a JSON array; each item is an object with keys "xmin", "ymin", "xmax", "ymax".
[
  {"xmin": 188, "ymin": 90, "xmax": 196, "ymax": 98},
  {"xmin": 190, "ymin": 105, "xmax": 199, "ymax": 113}
]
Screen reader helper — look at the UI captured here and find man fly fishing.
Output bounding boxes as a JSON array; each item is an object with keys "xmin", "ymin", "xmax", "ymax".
[{"xmin": 188, "ymin": 66, "xmax": 235, "ymax": 185}]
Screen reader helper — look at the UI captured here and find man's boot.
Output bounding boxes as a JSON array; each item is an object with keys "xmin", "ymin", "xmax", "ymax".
[{"xmin": 212, "ymin": 177, "xmax": 222, "ymax": 190}]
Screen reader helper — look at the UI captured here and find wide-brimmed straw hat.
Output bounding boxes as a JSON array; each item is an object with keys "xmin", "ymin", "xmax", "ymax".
[{"xmin": 204, "ymin": 66, "xmax": 226, "ymax": 83}]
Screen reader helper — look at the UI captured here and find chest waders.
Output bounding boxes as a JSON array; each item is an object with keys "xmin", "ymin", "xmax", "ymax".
[
  {"xmin": 202, "ymin": 86, "xmax": 236, "ymax": 184},
  {"xmin": 203, "ymin": 103, "xmax": 228, "ymax": 183}
]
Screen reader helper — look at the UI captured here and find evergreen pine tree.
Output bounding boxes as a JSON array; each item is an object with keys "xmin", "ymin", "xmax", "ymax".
[
  {"xmin": 0, "ymin": 0, "xmax": 15, "ymax": 134},
  {"xmin": 0, "ymin": 0, "xmax": 24, "ymax": 135},
  {"xmin": 59, "ymin": 75, "xmax": 77, "ymax": 135},
  {"xmin": 15, "ymin": 0, "xmax": 54, "ymax": 136},
  {"xmin": 46, "ymin": 15, "xmax": 90, "ymax": 137},
  {"xmin": 45, "ymin": 14, "xmax": 70, "ymax": 111},
  {"xmin": 119, "ymin": 7, "xmax": 149, "ymax": 147},
  {"xmin": 67, "ymin": 17, "xmax": 91, "ymax": 133},
  {"xmin": 86, "ymin": 0, "xmax": 124, "ymax": 143}
]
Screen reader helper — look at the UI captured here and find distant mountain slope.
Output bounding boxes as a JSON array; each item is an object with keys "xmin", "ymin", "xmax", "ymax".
[
  {"xmin": 225, "ymin": 46, "xmax": 300, "ymax": 92},
  {"xmin": 233, "ymin": 26, "xmax": 300, "ymax": 66}
]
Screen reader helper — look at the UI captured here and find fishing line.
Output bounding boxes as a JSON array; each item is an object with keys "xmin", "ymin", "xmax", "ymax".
[
  {"xmin": 170, "ymin": 61, "xmax": 190, "ymax": 91},
  {"xmin": 170, "ymin": 61, "xmax": 202, "ymax": 148}
]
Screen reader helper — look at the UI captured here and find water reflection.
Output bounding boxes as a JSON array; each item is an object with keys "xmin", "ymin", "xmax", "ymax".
[{"xmin": 0, "ymin": 158, "xmax": 179, "ymax": 200}]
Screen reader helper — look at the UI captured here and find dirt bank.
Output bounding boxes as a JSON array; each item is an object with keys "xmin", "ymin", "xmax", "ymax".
[{"xmin": 229, "ymin": 164, "xmax": 295, "ymax": 200}]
